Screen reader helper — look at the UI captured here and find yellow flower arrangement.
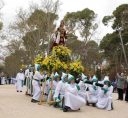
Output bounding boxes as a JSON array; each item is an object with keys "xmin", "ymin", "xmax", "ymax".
[
  {"xmin": 34, "ymin": 54, "xmax": 43, "ymax": 65},
  {"xmin": 52, "ymin": 45, "xmax": 71, "ymax": 62},
  {"xmin": 42, "ymin": 55, "xmax": 68, "ymax": 72},
  {"xmin": 69, "ymin": 61, "xmax": 84, "ymax": 74}
]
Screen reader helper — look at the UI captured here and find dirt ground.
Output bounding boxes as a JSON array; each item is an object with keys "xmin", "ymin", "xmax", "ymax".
[{"xmin": 0, "ymin": 85, "xmax": 128, "ymax": 118}]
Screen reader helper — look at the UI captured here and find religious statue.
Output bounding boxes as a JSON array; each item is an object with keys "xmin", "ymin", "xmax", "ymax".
[{"xmin": 51, "ymin": 20, "xmax": 67, "ymax": 49}]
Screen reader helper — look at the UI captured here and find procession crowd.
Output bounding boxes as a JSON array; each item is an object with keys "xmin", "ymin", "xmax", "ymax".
[{"xmin": 13, "ymin": 64, "xmax": 128, "ymax": 112}]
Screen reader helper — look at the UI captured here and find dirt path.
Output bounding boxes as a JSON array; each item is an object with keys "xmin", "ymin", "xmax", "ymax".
[{"xmin": 0, "ymin": 85, "xmax": 128, "ymax": 118}]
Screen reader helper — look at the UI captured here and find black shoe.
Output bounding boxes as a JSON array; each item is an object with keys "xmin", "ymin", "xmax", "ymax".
[
  {"xmin": 92, "ymin": 103, "xmax": 96, "ymax": 107},
  {"xmin": 54, "ymin": 103, "xmax": 58, "ymax": 108},
  {"xmin": 111, "ymin": 103, "xmax": 114, "ymax": 110},
  {"xmin": 63, "ymin": 107, "xmax": 68, "ymax": 112},
  {"xmin": 86, "ymin": 102, "xmax": 89, "ymax": 106},
  {"xmin": 31, "ymin": 99, "xmax": 39, "ymax": 103}
]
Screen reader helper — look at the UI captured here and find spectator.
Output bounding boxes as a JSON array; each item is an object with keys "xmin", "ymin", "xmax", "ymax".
[
  {"xmin": 125, "ymin": 74, "xmax": 128, "ymax": 102},
  {"xmin": 116, "ymin": 73, "xmax": 125, "ymax": 100}
]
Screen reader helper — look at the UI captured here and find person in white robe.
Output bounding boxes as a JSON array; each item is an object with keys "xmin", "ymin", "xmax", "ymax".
[
  {"xmin": 86, "ymin": 75, "xmax": 99, "ymax": 106},
  {"xmin": 1, "ymin": 76, "xmax": 6, "ymax": 85},
  {"xmin": 31, "ymin": 64, "xmax": 44, "ymax": 103},
  {"xmin": 63, "ymin": 74, "xmax": 85, "ymax": 112},
  {"xmin": 47, "ymin": 72, "xmax": 60, "ymax": 102},
  {"xmin": 53, "ymin": 72, "xmax": 68, "ymax": 107},
  {"xmin": 78, "ymin": 73, "xmax": 88, "ymax": 104},
  {"xmin": 25, "ymin": 66, "xmax": 30, "ymax": 95},
  {"xmin": 16, "ymin": 69, "xmax": 25, "ymax": 92},
  {"xmin": 96, "ymin": 76, "xmax": 113, "ymax": 111},
  {"xmin": 28, "ymin": 68, "xmax": 34, "ymax": 96}
]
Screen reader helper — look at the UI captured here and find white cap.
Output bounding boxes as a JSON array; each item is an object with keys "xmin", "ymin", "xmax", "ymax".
[
  {"xmin": 61, "ymin": 72, "xmax": 67, "ymax": 80},
  {"xmin": 81, "ymin": 73, "xmax": 87, "ymax": 80},
  {"xmin": 104, "ymin": 76, "xmax": 109, "ymax": 82}
]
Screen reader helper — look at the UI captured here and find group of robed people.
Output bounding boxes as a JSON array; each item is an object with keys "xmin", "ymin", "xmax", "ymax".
[{"xmin": 15, "ymin": 64, "xmax": 114, "ymax": 112}]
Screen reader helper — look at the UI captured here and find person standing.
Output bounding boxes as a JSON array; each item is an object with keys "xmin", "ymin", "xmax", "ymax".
[
  {"xmin": 116, "ymin": 73, "xmax": 125, "ymax": 100},
  {"xmin": 16, "ymin": 69, "xmax": 25, "ymax": 92},
  {"xmin": 31, "ymin": 65, "xmax": 44, "ymax": 103}
]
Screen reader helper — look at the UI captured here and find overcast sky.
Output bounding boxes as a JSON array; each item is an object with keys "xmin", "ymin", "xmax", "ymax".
[{"xmin": 1, "ymin": 0, "xmax": 128, "ymax": 41}]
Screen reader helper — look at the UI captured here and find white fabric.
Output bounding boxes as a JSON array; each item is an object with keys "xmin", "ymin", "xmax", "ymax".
[
  {"xmin": 54, "ymin": 80, "xmax": 66, "ymax": 99},
  {"xmin": 33, "ymin": 71, "xmax": 44, "ymax": 80},
  {"xmin": 47, "ymin": 80, "xmax": 59, "ymax": 101},
  {"xmin": 25, "ymin": 69, "xmax": 30, "ymax": 77},
  {"xmin": 16, "ymin": 73, "xmax": 25, "ymax": 91},
  {"xmin": 96, "ymin": 86, "xmax": 113, "ymax": 110},
  {"xmin": 56, "ymin": 31, "xmax": 60, "ymax": 44},
  {"xmin": 32, "ymin": 80, "xmax": 41, "ymax": 101},
  {"xmin": 28, "ymin": 72, "xmax": 33, "ymax": 95},
  {"xmin": 78, "ymin": 80, "xmax": 87, "ymax": 103},
  {"xmin": 86, "ymin": 84, "xmax": 99, "ymax": 103},
  {"xmin": 1, "ymin": 77, "xmax": 6, "ymax": 85},
  {"xmin": 32, "ymin": 71, "xmax": 44, "ymax": 100},
  {"xmin": 64, "ymin": 83, "xmax": 85, "ymax": 110}
]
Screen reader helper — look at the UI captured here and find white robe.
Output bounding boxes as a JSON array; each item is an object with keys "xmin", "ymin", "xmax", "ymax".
[
  {"xmin": 25, "ymin": 69, "xmax": 30, "ymax": 93},
  {"xmin": 47, "ymin": 80, "xmax": 59, "ymax": 101},
  {"xmin": 1, "ymin": 77, "xmax": 6, "ymax": 85},
  {"xmin": 16, "ymin": 73, "xmax": 25, "ymax": 91},
  {"xmin": 78, "ymin": 80, "xmax": 87, "ymax": 103},
  {"xmin": 28, "ymin": 72, "xmax": 33, "ymax": 95},
  {"xmin": 32, "ymin": 71, "xmax": 44, "ymax": 101},
  {"xmin": 64, "ymin": 83, "xmax": 85, "ymax": 110},
  {"xmin": 86, "ymin": 84, "xmax": 99, "ymax": 103},
  {"xmin": 96, "ymin": 85, "xmax": 113, "ymax": 110}
]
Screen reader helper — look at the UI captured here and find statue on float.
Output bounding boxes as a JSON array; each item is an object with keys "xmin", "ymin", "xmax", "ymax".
[{"xmin": 51, "ymin": 20, "xmax": 67, "ymax": 49}]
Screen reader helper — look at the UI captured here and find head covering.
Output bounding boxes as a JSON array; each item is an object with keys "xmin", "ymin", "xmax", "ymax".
[
  {"xmin": 68, "ymin": 74, "xmax": 75, "ymax": 82},
  {"xmin": 103, "ymin": 76, "xmax": 111, "ymax": 87},
  {"xmin": 81, "ymin": 73, "xmax": 87, "ymax": 80},
  {"xmin": 92, "ymin": 75, "xmax": 98, "ymax": 82},
  {"xmin": 20, "ymin": 69, "xmax": 23, "ymax": 72},
  {"xmin": 54, "ymin": 72, "xmax": 59, "ymax": 78},
  {"xmin": 35, "ymin": 64, "xmax": 41, "ymax": 71},
  {"xmin": 29, "ymin": 64, "xmax": 32, "ymax": 67},
  {"xmin": 61, "ymin": 72, "xmax": 67, "ymax": 82},
  {"xmin": 104, "ymin": 76, "xmax": 109, "ymax": 82}
]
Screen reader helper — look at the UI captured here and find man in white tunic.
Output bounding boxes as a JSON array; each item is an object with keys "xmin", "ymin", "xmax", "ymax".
[
  {"xmin": 16, "ymin": 69, "xmax": 25, "ymax": 92},
  {"xmin": 63, "ymin": 74, "xmax": 85, "ymax": 112},
  {"xmin": 86, "ymin": 75, "xmax": 99, "ymax": 106},
  {"xmin": 96, "ymin": 76, "xmax": 113, "ymax": 111},
  {"xmin": 31, "ymin": 65, "xmax": 44, "ymax": 103}
]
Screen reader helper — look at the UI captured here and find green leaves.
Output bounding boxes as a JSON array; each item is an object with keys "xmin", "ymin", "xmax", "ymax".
[{"xmin": 64, "ymin": 8, "xmax": 98, "ymax": 44}]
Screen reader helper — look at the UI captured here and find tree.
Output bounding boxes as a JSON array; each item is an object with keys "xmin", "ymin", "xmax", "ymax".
[
  {"xmin": 102, "ymin": 4, "xmax": 128, "ymax": 30},
  {"xmin": 101, "ymin": 4, "xmax": 128, "ymax": 68},
  {"xmin": 64, "ymin": 8, "xmax": 98, "ymax": 45},
  {"xmin": 64, "ymin": 8, "xmax": 98, "ymax": 63},
  {"xmin": 9, "ymin": 0, "xmax": 60, "ymax": 63}
]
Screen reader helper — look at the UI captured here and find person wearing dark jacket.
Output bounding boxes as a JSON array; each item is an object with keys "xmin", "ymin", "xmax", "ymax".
[
  {"xmin": 125, "ymin": 75, "xmax": 128, "ymax": 102},
  {"xmin": 116, "ymin": 73, "xmax": 125, "ymax": 100}
]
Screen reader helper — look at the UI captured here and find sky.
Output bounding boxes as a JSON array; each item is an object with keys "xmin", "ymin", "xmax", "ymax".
[{"xmin": 0, "ymin": 0, "xmax": 128, "ymax": 42}]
